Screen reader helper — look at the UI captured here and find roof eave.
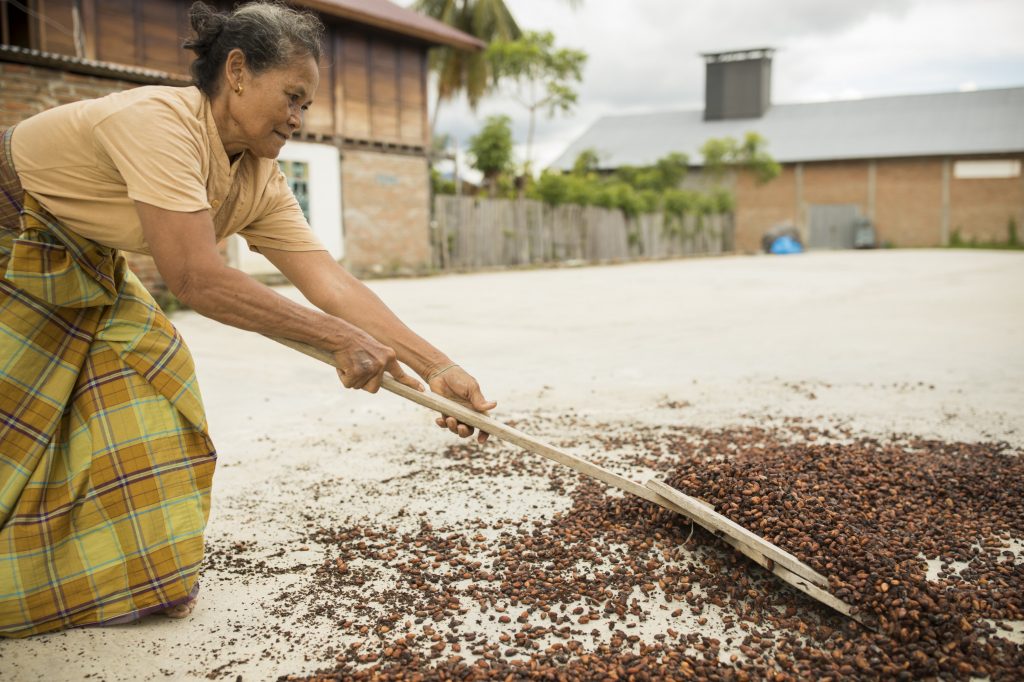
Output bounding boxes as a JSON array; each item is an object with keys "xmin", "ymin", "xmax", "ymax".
[
  {"xmin": 294, "ymin": 0, "xmax": 486, "ymax": 51},
  {"xmin": 0, "ymin": 45, "xmax": 190, "ymax": 86}
]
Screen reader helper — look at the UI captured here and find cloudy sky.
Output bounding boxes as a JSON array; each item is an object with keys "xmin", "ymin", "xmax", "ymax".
[{"xmin": 416, "ymin": 0, "xmax": 1024, "ymax": 175}]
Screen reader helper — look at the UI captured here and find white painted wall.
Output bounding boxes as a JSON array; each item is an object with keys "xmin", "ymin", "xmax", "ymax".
[{"xmin": 231, "ymin": 140, "xmax": 343, "ymax": 275}]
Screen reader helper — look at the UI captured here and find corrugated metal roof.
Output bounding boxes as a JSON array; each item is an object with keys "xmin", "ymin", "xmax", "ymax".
[
  {"xmin": 295, "ymin": 0, "xmax": 485, "ymax": 50},
  {"xmin": 0, "ymin": 45, "xmax": 190, "ymax": 85},
  {"xmin": 550, "ymin": 87, "xmax": 1024, "ymax": 170}
]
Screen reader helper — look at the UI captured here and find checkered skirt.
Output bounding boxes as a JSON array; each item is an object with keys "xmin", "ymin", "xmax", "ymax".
[{"xmin": 0, "ymin": 127, "xmax": 216, "ymax": 637}]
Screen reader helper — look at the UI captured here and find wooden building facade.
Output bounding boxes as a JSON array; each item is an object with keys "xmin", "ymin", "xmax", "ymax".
[{"xmin": 0, "ymin": 0, "xmax": 481, "ymax": 287}]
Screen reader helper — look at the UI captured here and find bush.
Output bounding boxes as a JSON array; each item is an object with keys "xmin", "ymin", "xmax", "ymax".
[
  {"xmin": 662, "ymin": 189, "xmax": 697, "ymax": 218},
  {"xmin": 431, "ymin": 168, "xmax": 456, "ymax": 196},
  {"xmin": 530, "ymin": 145, "xmax": 778, "ymax": 222},
  {"xmin": 531, "ymin": 171, "xmax": 569, "ymax": 206},
  {"xmin": 710, "ymin": 187, "xmax": 735, "ymax": 214},
  {"xmin": 565, "ymin": 175, "xmax": 597, "ymax": 206}
]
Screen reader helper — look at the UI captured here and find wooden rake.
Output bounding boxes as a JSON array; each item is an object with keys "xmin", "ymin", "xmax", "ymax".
[{"xmin": 267, "ymin": 335, "xmax": 869, "ymax": 628}]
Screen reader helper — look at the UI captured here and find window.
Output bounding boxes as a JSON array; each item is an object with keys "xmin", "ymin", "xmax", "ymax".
[
  {"xmin": 231, "ymin": 140, "xmax": 343, "ymax": 276},
  {"xmin": 275, "ymin": 141, "xmax": 343, "ymax": 258},
  {"xmin": 1, "ymin": 0, "xmax": 32, "ymax": 48},
  {"xmin": 278, "ymin": 159, "xmax": 311, "ymax": 223},
  {"xmin": 953, "ymin": 160, "xmax": 1021, "ymax": 179}
]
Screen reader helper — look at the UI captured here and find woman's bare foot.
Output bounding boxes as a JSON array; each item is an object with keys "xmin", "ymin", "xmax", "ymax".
[{"xmin": 161, "ymin": 595, "xmax": 197, "ymax": 619}]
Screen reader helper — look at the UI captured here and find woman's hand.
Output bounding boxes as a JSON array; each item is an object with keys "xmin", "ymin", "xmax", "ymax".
[
  {"xmin": 428, "ymin": 365, "xmax": 497, "ymax": 443},
  {"xmin": 331, "ymin": 330, "xmax": 423, "ymax": 394}
]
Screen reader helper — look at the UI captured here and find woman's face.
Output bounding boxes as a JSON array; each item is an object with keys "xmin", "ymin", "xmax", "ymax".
[{"xmin": 224, "ymin": 52, "xmax": 319, "ymax": 158}]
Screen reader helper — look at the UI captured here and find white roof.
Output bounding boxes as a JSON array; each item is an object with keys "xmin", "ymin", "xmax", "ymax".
[{"xmin": 550, "ymin": 87, "xmax": 1024, "ymax": 170}]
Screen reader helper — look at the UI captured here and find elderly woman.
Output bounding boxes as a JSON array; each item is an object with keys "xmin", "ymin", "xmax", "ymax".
[{"xmin": 0, "ymin": 1, "xmax": 493, "ymax": 637}]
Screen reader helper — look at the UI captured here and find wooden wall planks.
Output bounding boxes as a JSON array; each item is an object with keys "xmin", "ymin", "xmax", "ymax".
[
  {"xmin": 35, "ymin": 0, "xmax": 77, "ymax": 55},
  {"xmin": 92, "ymin": 0, "xmax": 133, "ymax": 65},
  {"xmin": 11, "ymin": 0, "xmax": 432, "ymax": 149},
  {"xmin": 139, "ymin": 0, "xmax": 181, "ymax": 74}
]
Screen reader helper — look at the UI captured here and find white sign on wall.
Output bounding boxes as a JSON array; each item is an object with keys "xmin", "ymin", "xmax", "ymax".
[
  {"xmin": 953, "ymin": 159, "xmax": 1021, "ymax": 179},
  {"xmin": 231, "ymin": 139, "xmax": 344, "ymax": 275}
]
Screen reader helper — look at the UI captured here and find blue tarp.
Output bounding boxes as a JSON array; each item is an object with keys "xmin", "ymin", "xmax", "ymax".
[{"xmin": 768, "ymin": 235, "xmax": 804, "ymax": 254}]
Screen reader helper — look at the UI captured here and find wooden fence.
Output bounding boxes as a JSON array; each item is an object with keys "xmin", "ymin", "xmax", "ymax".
[{"xmin": 431, "ymin": 196, "xmax": 734, "ymax": 270}]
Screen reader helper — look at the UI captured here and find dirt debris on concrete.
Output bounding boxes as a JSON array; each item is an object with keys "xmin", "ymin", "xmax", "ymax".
[{"xmin": 240, "ymin": 417, "xmax": 1024, "ymax": 681}]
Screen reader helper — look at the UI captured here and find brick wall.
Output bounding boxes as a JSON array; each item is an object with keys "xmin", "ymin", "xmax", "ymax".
[
  {"xmin": 735, "ymin": 161, "xmax": 875, "ymax": 253},
  {"xmin": 734, "ymin": 165, "xmax": 797, "ymax": 253},
  {"xmin": 0, "ymin": 61, "xmax": 143, "ymax": 126},
  {"xmin": 874, "ymin": 159, "xmax": 944, "ymax": 247},
  {"xmin": 802, "ymin": 160, "xmax": 870, "ymax": 209},
  {"xmin": 0, "ymin": 60, "xmax": 174, "ymax": 293},
  {"xmin": 1, "ymin": 60, "xmax": 244, "ymax": 299},
  {"xmin": 340, "ymin": 148, "xmax": 430, "ymax": 276},
  {"xmin": 949, "ymin": 156, "xmax": 1024, "ymax": 244},
  {"xmin": 735, "ymin": 155, "xmax": 1022, "ymax": 251}
]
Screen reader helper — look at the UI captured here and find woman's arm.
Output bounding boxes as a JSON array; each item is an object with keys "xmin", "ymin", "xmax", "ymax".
[
  {"xmin": 135, "ymin": 201, "xmax": 421, "ymax": 394},
  {"xmin": 262, "ymin": 247, "xmax": 496, "ymax": 442},
  {"xmin": 261, "ymin": 248, "xmax": 448, "ymax": 378}
]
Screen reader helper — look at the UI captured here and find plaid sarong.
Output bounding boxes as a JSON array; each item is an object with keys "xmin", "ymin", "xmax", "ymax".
[{"xmin": 0, "ymin": 126, "xmax": 216, "ymax": 637}]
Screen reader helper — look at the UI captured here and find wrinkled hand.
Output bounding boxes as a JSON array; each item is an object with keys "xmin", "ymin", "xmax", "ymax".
[
  {"xmin": 428, "ymin": 365, "xmax": 497, "ymax": 444},
  {"xmin": 331, "ymin": 331, "xmax": 423, "ymax": 394}
]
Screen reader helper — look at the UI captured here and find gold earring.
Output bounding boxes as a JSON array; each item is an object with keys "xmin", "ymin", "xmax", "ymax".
[{"xmin": 235, "ymin": 83, "xmax": 243, "ymax": 95}]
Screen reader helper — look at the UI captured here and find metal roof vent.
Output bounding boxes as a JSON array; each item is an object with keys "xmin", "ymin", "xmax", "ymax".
[{"xmin": 703, "ymin": 48, "xmax": 774, "ymax": 121}]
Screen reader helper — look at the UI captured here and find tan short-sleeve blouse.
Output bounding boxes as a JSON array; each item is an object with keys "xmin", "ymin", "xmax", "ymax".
[{"xmin": 10, "ymin": 85, "xmax": 325, "ymax": 255}]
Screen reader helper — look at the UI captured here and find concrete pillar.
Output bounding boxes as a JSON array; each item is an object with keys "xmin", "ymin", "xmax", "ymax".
[
  {"xmin": 941, "ymin": 158, "xmax": 951, "ymax": 245},
  {"xmin": 794, "ymin": 162, "xmax": 805, "ymax": 239},
  {"xmin": 867, "ymin": 160, "xmax": 877, "ymax": 221}
]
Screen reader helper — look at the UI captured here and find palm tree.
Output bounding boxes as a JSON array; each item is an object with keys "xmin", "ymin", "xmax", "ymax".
[{"xmin": 413, "ymin": 0, "xmax": 522, "ymax": 133}]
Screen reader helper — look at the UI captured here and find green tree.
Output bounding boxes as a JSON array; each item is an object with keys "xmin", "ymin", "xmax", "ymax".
[
  {"xmin": 737, "ymin": 132, "xmax": 782, "ymax": 183},
  {"xmin": 414, "ymin": 1, "xmax": 583, "ymax": 135},
  {"xmin": 532, "ymin": 170, "xmax": 569, "ymax": 205},
  {"xmin": 570, "ymin": 148, "xmax": 601, "ymax": 176},
  {"xmin": 487, "ymin": 31, "xmax": 587, "ymax": 172},
  {"xmin": 615, "ymin": 151, "xmax": 689, "ymax": 191},
  {"xmin": 469, "ymin": 115, "xmax": 515, "ymax": 196},
  {"xmin": 698, "ymin": 137, "xmax": 738, "ymax": 181},
  {"xmin": 699, "ymin": 132, "xmax": 779, "ymax": 184},
  {"xmin": 430, "ymin": 167, "xmax": 457, "ymax": 195},
  {"xmin": 651, "ymin": 152, "xmax": 690, "ymax": 189},
  {"xmin": 413, "ymin": 0, "xmax": 521, "ymax": 132}
]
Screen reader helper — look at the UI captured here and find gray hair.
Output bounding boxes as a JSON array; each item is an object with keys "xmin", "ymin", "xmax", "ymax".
[{"xmin": 183, "ymin": 1, "xmax": 325, "ymax": 96}]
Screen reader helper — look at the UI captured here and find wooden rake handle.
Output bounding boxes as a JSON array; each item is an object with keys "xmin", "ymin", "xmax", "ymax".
[
  {"xmin": 265, "ymin": 335, "xmax": 674, "ymax": 507},
  {"xmin": 264, "ymin": 334, "xmax": 867, "ymax": 627}
]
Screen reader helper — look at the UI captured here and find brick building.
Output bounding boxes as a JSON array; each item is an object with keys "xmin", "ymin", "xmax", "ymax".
[
  {"xmin": 552, "ymin": 49, "xmax": 1024, "ymax": 253},
  {"xmin": 0, "ymin": 0, "xmax": 482, "ymax": 292}
]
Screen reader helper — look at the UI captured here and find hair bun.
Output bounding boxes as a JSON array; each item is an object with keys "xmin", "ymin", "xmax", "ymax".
[
  {"xmin": 187, "ymin": 2, "xmax": 227, "ymax": 48},
  {"xmin": 183, "ymin": 1, "xmax": 325, "ymax": 97}
]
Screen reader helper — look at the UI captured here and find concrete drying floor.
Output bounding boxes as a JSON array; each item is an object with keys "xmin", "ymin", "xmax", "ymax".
[{"xmin": 1, "ymin": 249, "xmax": 1022, "ymax": 680}]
